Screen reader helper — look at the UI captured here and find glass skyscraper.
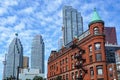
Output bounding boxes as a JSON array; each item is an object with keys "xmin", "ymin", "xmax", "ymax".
[
  {"xmin": 5, "ymin": 33, "xmax": 23, "ymax": 79},
  {"xmin": 62, "ymin": 6, "xmax": 83, "ymax": 46},
  {"xmin": 31, "ymin": 35, "xmax": 44, "ymax": 73}
]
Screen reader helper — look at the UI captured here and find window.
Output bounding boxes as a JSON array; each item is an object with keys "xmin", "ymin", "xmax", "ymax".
[
  {"xmin": 94, "ymin": 27, "xmax": 99, "ymax": 34},
  {"xmin": 96, "ymin": 53, "xmax": 102, "ymax": 61},
  {"xmin": 72, "ymin": 72, "xmax": 74, "ymax": 80},
  {"xmin": 90, "ymin": 67, "xmax": 94, "ymax": 76},
  {"xmin": 89, "ymin": 45, "xmax": 92, "ymax": 53},
  {"xmin": 56, "ymin": 66, "xmax": 58, "ymax": 71},
  {"xmin": 72, "ymin": 63, "xmax": 74, "ymax": 69},
  {"xmin": 95, "ymin": 43, "xmax": 101, "ymax": 50},
  {"xmin": 75, "ymin": 71, "xmax": 78, "ymax": 78},
  {"xmin": 110, "ymin": 74, "xmax": 113, "ymax": 77},
  {"xmin": 63, "ymin": 67, "xmax": 64, "ymax": 72},
  {"xmin": 97, "ymin": 66, "xmax": 103, "ymax": 75},
  {"xmin": 60, "ymin": 61, "xmax": 62, "ymax": 65},
  {"xmin": 66, "ymin": 57, "xmax": 68, "ymax": 63},
  {"xmin": 60, "ymin": 68, "xmax": 62, "ymax": 73},
  {"xmin": 66, "ymin": 74, "xmax": 68, "ymax": 80},
  {"xmin": 66, "ymin": 65, "xmax": 68, "ymax": 71},
  {"xmin": 71, "ymin": 55, "xmax": 74, "ymax": 60},
  {"xmin": 63, "ymin": 75, "xmax": 65, "ymax": 80},
  {"xmin": 89, "ymin": 55, "xmax": 93, "ymax": 63},
  {"xmin": 62, "ymin": 59, "xmax": 64, "ymax": 64}
]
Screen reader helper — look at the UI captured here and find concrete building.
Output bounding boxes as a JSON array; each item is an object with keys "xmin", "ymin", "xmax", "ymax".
[
  {"xmin": 62, "ymin": 6, "xmax": 83, "ymax": 46},
  {"xmin": 48, "ymin": 9, "xmax": 109, "ymax": 80},
  {"xmin": 4, "ymin": 33, "xmax": 23, "ymax": 79},
  {"xmin": 19, "ymin": 69, "xmax": 45, "ymax": 80},
  {"xmin": 23, "ymin": 56, "xmax": 29, "ymax": 69},
  {"xmin": 31, "ymin": 35, "xmax": 44, "ymax": 73}
]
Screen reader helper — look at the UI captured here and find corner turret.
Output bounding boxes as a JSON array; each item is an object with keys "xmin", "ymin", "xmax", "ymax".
[{"xmin": 89, "ymin": 8, "xmax": 104, "ymax": 35}]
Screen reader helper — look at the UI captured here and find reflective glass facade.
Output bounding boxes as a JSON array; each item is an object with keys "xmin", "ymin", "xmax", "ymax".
[
  {"xmin": 105, "ymin": 45, "xmax": 120, "ymax": 63},
  {"xmin": 63, "ymin": 6, "xmax": 83, "ymax": 46},
  {"xmin": 5, "ymin": 37, "xmax": 23, "ymax": 78},
  {"xmin": 31, "ymin": 35, "xmax": 44, "ymax": 73}
]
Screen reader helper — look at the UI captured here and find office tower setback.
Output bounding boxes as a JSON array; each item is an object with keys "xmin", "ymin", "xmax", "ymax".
[
  {"xmin": 5, "ymin": 33, "xmax": 23, "ymax": 79},
  {"xmin": 23, "ymin": 56, "xmax": 29, "ymax": 69},
  {"xmin": 58, "ymin": 37, "xmax": 63, "ymax": 50},
  {"xmin": 31, "ymin": 35, "xmax": 44, "ymax": 73},
  {"xmin": 104, "ymin": 27, "xmax": 117, "ymax": 45},
  {"xmin": 62, "ymin": 6, "xmax": 83, "ymax": 46}
]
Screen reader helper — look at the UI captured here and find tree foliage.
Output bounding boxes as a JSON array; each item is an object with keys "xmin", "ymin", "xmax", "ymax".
[
  {"xmin": 33, "ymin": 76, "xmax": 43, "ymax": 80},
  {"xmin": 56, "ymin": 76, "xmax": 62, "ymax": 80}
]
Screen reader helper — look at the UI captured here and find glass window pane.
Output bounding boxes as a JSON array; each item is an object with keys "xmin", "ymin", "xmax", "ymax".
[
  {"xmin": 96, "ymin": 54, "xmax": 102, "ymax": 61},
  {"xmin": 97, "ymin": 66, "xmax": 103, "ymax": 75},
  {"xmin": 89, "ymin": 45, "xmax": 92, "ymax": 53},
  {"xmin": 95, "ymin": 43, "xmax": 101, "ymax": 50}
]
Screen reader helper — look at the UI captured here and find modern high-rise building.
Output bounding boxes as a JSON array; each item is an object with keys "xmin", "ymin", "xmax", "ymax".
[
  {"xmin": 104, "ymin": 27, "xmax": 117, "ymax": 45},
  {"xmin": 62, "ymin": 6, "xmax": 83, "ymax": 46},
  {"xmin": 4, "ymin": 33, "xmax": 23, "ymax": 79},
  {"xmin": 31, "ymin": 35, "xmax": 44, "ymax": 73}
]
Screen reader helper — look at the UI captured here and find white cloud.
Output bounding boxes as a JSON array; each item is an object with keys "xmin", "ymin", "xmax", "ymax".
[
  {"xmin": 0, "ymin": 7, "xmax": 7, "ymax": 16},
  {"xmin": 2, "ymin": 0, "xmax": 18, "ymax": 7},
  {"xmin": 0, "ymin": 15, "xmax": 17, "ymax": 26},
  {"xmin": 19, "ymin": 7, "xmax": 35, "ymax": 14},
  {"xmin": 14, "ymin": 22, "xmax": 25, "ymax": 31}
]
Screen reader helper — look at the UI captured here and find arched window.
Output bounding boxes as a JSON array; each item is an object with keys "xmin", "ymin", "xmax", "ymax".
[
  {"xmin": 95, "ymin": 43, "xmax": 101, "ymax": 50},
  {"xmin": 94, "ymin": 27, "xmax": 99, "ymax": 34}
]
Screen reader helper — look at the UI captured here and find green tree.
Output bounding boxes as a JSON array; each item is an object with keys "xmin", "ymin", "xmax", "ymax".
[
  {"xmin": 26, "ymin": 79, "xmax": 30, "ymax": 80},
  {"xmin": 56, "ymin": 76, "xmax": 62, "ymax": 80},
  {"xmin": 33, "ymin": 76, "xmax": 43, "ymax": 80},
  {"xmin": 5, "ymin": 75, "xmax": 16, "ymax": 80}
]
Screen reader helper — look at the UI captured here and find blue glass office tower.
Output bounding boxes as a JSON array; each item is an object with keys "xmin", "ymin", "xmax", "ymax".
[
  {"xmin": 5, "ymin": 33, "xmax": 23, "ymax": 79},
  {"xmin": 31, "ymin": 35, "xmax": 44, "ymax": 73},
  {"xmin": 62, "ymin": 6, "xmax": 83, "ymax": 46}
]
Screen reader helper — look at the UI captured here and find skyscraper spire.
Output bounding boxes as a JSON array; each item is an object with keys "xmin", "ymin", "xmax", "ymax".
[{"xmin": 15, "ymin": 33, "xmax": 18, "ymax": 37}]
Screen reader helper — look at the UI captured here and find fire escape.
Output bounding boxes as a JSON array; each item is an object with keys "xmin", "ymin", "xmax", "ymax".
[{"xmin": 70, "ymin": 40, "xmax": 87, "ymax": 80}]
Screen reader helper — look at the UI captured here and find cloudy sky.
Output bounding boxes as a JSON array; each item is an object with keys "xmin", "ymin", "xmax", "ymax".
[{"xmin": 0, "ymin": 0, "xmax": 120, "ymax": 79}]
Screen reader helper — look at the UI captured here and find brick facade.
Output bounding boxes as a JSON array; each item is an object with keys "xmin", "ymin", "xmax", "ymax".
[{"xmin": 47, "ymin": 19, "xmax": 111, "ymax": 80}]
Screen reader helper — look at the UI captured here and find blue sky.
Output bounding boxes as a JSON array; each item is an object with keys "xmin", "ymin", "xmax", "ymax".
[{"xmin": 0, "ymin": 0, "xmax": 120, "ymax": 79}]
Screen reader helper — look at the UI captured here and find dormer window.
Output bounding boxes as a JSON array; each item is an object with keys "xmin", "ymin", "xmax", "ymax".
[{"xmin": 94, "ymin": 27, "xmax": 99, "ymax": 34}]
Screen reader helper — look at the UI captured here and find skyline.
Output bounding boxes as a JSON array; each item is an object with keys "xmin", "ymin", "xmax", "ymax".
[{"xmin": 0, "ymin": 0, "xmax": 120, "ymax": 79}]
